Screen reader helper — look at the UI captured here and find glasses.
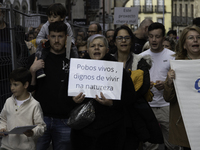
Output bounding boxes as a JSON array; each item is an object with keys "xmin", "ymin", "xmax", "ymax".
[
  {"xmin": 186, "ymin": 35, "xmax": 200, "ymax": 41},
  {"xmin": 116, "ymin": 36, "xmax": 131, "ymax": 42},
  {"xmin": 87, "ymin": 31, "xmax": 97, "ymax": 34}
]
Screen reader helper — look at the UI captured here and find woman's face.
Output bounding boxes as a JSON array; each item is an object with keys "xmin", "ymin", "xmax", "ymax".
[
  {"xmin": 115, "ymin": 29, "xmax": 132, "ymax": 53},
  {"xmin": 88, "ymin": 38, "xmax": 108, "ymax": 60},
  {"xmin": 184, "ymin": 30, "xmax": 200, "ymax": 56},
  {"xmin": 163, "ymin": 40, "xmax": 172, "ymax": 50}
]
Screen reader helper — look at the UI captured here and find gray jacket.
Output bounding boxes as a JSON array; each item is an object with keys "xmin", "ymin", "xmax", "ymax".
[{"xmin": 36, "ymin": 20, "xmax": 75, "ymax": 45}]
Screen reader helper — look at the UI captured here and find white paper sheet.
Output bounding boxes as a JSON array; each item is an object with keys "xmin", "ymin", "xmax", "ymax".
[
  {"xmin": 68, "ymin": 58, "xmax": 123, "ymax": 100},
  {"xmin": 170, "ymin": 59, "xmax": 200, "ymax": 150}
]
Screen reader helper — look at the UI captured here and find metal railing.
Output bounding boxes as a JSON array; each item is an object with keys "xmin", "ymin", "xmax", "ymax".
[{"xmin": 0, "ymin": 4, "xmax": 47, "ymax": 110}]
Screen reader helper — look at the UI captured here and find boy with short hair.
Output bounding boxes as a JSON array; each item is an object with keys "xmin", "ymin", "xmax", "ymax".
[
  {"xmin": 35, "ymin": 3, "xmax": 77, "ymax": 78},
  {"xmin": 36, "ymin": 3, "xmax": 74, "ymax": 45},
  {"xmin": 0, "ymin": 67, "xmax": 46, "ymax": 150}
]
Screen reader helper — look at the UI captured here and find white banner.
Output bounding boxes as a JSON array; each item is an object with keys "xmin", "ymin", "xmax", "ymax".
[
  {"xmin": 114, "ymin": 7, "xmax": 139, "ymax": 25},
  {"xmin": 68, "ymin": 58, "xmax": 123, "ymax": 100},
  {"xmin": 170, "ymin": 59, "xmax": 200, "ymax": 150}
]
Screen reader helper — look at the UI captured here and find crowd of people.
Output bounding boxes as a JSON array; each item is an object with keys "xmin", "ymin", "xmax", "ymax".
[{"xmin": 1, "ymin": 2, "xmax": 200, "ymax": 150}]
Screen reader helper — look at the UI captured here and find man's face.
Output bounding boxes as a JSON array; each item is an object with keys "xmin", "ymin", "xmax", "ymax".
[
  {"xmin": 169, "ymin": 33, "xmax": 177, "ymax": 40},
  {"xmin": 78, "ymin": 32, "xmax": 85, "ymax": 39},
  {"xmin": 106, "ymin": 31, "xmax": 115, "ymax": 46},
  {"xmin": 148, "ymin": 29, "xmax": 165, "ymax": 52},
  {"xmin": 48, "ymin": 31, "xmax": 67, "ymax": 54},
  {"xmin": 87, "ymin": 24, "xmax": 98, "ymax": 37}
]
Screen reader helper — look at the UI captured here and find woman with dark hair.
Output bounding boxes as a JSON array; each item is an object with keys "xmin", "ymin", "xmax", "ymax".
[
  {"xmin": 113, "ymin": 25, "xmax": 151, "ymax": 99},
  {"xmin": 164, "ymin": 25, "xmax": 200, "ymax": 150},
  {"xmin": 113, "ymin": 25, "xmax": 163, "ymax": 147}
]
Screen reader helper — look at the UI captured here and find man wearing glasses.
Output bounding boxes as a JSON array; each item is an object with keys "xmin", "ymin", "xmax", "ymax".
[{"xmin": 87, "ymin": 22, "xmax": 102, "ymax": 38}]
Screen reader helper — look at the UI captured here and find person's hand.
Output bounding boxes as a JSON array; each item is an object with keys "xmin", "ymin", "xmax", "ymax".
[
  {"xmin": 167, "ymin": 69, "xmax": 175, "ymax": 85},
  {"xmin": 73, "ymin": 92, "xmax": 85, "ymax": 103},
  {"xmin": 95, "ymin": 92, "xmax": 113, "ymax": 106},
  {"xmin": 0, "ymin": 128, "xmax": 8, "ymax": 137},
  {"xmin": 40, "ymin": 39, "xmax": 48, "ymax": 44},
  {"xmin": 154, "ymin": 80, "xmax": 164, "ymax": 90},
  {"xmin": 150, "ymin": 81, "xmax": 154, "ymax": 89},
  {"xmin": 24, "ymin": 129, "xmax": 34, "ymax": 137},
  {"xmin": 30, "ymin": 57, "xmax": 45, "ymax": 73}
]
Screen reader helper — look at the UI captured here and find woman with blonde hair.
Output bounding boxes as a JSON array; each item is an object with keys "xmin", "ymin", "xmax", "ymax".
[{"xmin": 164, "ymin": 25, "xmax": 200, "ymax": 150}]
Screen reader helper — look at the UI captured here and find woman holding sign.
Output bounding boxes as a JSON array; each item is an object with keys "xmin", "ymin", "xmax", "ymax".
[
  {"xmin": 164, "ymin": 25, "xmax": 200, "ymax": 150},
  {"xmin": 69, "ymin": 34, "xmax": 150, "ymax": 150}
]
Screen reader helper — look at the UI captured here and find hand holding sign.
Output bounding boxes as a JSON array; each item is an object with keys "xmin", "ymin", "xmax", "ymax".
[{"xmin": 95, "ymin": 92, "xmax": 113, "ymax": 106}]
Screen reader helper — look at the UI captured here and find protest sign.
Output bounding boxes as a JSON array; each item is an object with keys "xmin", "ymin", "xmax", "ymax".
[
  {"xmin": 170, "ymin": 59, "xmax": 200, "ymax": 150},
  {"xmin": 114, "ymin": 7, "xmax": 139, "ymax": 25},
  {"xmin": 24, "ymin": 15, "xmax": 41, "ymax": 28},
  {"xmin": 68, "ymin": 58, "xmax": 123, "ymax": 100}
]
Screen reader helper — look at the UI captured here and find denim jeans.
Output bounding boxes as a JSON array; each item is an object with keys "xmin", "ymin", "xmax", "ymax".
[{"xmin": 36, "ymin": 116, "xmax": 71, "ymax": 150}]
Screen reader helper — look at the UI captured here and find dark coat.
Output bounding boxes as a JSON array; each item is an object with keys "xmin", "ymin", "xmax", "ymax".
[
  {"xmin": 114, "ymin": 52, "xmax": 164, "ymax": 144},
  {"xmin": 69, "ymin": 53, "xmax": 151, "ymax": 150}
]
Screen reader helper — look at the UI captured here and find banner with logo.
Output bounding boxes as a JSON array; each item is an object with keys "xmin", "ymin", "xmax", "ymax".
[{"xmin": 170, "ymin": 59, "xmax": 200, "ymax": 150}]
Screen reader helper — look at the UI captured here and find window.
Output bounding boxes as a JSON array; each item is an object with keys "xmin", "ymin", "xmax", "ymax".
[
  {"xmin": 145, "ymin": 0, "xmax": 152, "ymax": 12},
  {"xmin": 157, "ymin": 0, "xmax": 164, "ymax": 12},
  {"xmin": 191, "ymin": 4, "xmax": 194, "ymax": 18},
  {"xmin": 134, "ymin": 0, "xmax": 140, "ymax": 6},
  {"xmin": 175, "ymin": 4, "xmax": 177, "ymax": 16},
  {"xmin": 134, "ymin": 0, "xmax": 140, "ymax": 12},
  {"xmin": 157, "ymin": 18, "xmax": 163, "ymax": 24},
  {"xmin": 146, "ymin": 0, "xmax": 152, "ymax": 5},
  {"xmin": 180, "ymin": 4, "xmax": 182, "ymax": 17}
]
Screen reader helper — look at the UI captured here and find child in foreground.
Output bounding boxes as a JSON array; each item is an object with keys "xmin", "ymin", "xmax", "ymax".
[{"xmin": 0, "ymin": 67, "xmax": 46, "ymax": 150}]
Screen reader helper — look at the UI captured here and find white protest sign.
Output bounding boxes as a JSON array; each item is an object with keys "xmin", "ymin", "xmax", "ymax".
[
  {"xmin": 114, "ymin": 7, "xmax": 139, "ymax": 25},
  {"xmin": 170, "ymin": 59, "xmax": 200, "ymax": 150},
  {"xmin": 68, "ymin": 58, "xmax": 123, "ymax": 100},
  {"xmin": 24, "ymin": 16, "xmax": 41, "ymax": 28}
]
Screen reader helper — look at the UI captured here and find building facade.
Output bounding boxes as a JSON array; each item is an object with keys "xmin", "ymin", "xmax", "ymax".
[
  {"xmin": 126, "ymin": 0, "xmax": 172, "ymax": 33},
  {"xmin": 172, "ymin": 0, "xmax": 200, "ymax": 36},
  {"xmin": 3, "ymin": 0, "xmax": 30, "ymax": 12}
]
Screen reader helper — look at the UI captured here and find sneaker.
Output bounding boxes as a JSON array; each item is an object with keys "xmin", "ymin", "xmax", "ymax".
[{"xmin": 36, "ymin": 69, "xmax": 46, "ymax": 79}]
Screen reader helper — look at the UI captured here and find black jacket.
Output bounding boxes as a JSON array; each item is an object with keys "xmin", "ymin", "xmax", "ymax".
[
  {"xmin": 114, "ymin": 52, "xmax": 164, "ymax": 144},
  {"xmin": 27, "ymin": 50, "xmax": 74, "ymax": 118},
  {"xmin": 70, "ymin": 53, "xmax": 152, "ymax": 150}
]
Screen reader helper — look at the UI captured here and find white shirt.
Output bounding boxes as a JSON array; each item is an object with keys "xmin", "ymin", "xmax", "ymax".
[{"xmin": 140, "ymin": 48, "xmax": 175, "ymax": 107}]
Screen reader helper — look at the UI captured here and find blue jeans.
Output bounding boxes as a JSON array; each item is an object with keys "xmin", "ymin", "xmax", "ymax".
[{"xmin": 36, "ymin": 116, "xmax": 71, "ymax": 150}]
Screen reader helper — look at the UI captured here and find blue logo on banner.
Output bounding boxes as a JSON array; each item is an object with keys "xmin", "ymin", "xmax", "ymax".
[{"xmin": 194, "ymin": 78, "xmax": 200, "ymax": 93}]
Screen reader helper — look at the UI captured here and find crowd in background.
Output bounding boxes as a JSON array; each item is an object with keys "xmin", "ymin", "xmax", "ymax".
[{"xmin": 1, "ymin": 2, "xmax": 200, "ymax": 150}]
